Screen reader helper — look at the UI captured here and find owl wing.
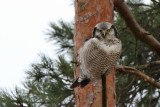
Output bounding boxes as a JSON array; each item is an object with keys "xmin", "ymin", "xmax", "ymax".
[{"xmin": 78, "ymin": 38, "xmax": 110, "ymax": 79}]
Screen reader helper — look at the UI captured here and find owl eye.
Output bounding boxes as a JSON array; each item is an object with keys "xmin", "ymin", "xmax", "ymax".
[
  {"xmin": 97, "ymin": 29, "xmax": 101, "ymax": 33},
  {"xmin": 107, "ymin": 29, "xmax": 112, "ymax": 33}
]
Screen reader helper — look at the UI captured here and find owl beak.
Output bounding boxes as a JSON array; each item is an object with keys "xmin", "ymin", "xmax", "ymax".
[
  {"xmin": 103, "ymin": 32, "xmax": 106, "ymax": 36},
  {"xmin": 103, "ymin": 31, "xmax": 107, "ymax": 37},
  {"xmin": 102, "ymin": 32, "xmax": 107, "ymax": 38}
]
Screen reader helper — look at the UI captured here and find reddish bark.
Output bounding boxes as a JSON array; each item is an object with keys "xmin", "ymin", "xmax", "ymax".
[{"xmin": 74, "ymin": 0, "xmax": 115, "ymax": 106}]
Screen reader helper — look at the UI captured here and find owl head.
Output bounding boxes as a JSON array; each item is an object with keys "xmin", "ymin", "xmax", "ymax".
[{"xmin": 92, "ymin": 22, "xmax": 118, "ymax": 40}]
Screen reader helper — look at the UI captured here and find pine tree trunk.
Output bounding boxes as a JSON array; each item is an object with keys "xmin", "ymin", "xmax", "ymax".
[{"xmin": 74, "ymin": 0, "xmax": 115, "ymax": 106}]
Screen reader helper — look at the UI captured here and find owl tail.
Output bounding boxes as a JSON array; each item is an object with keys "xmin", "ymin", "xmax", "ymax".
[{"xmin": 70, "ymin": 78, "xmax": 90, "ymax": 89}]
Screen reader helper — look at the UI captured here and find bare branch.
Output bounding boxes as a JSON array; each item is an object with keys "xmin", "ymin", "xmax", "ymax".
[
  {"xmin": 114, "ymin": 0, "xmax": 160, "ymax": 57},
  {"xmin": 116, "ymin": 65, "xmax": 160, "ymax": 89},
  {"xmin": 137, "ymin": 61, "xmax": 160, "ymax": 70}
]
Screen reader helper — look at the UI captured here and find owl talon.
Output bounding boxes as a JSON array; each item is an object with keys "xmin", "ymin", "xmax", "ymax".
[
  {"xmin": 76, "ymin": 62, "xmax": 80, "ymax": 66},
  {"xmin": 71, "ymin": 61, "xmax": 80, "ymax": 66},
  {"xmin": 84, "ymin": 36, "xmax": 90, "ymax": 41}
]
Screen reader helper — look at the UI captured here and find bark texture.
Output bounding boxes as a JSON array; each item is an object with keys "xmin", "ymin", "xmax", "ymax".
[
  {"xmin": 74, "ymin": 0, "xmax": 115, "ymax": 106},
  {"xmin": 114, "ymin": 0, "xmax": 160, "ymax": 57}
]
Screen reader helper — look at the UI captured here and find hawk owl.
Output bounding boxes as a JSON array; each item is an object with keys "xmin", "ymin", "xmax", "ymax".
[{"xmin": 71, "ymin": 22, "xmax": 122, "ymax": 88}]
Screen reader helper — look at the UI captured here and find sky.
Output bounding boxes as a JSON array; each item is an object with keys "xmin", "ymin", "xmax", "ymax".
[{"xmin": 0, "ymin": 0, "xmax": 74, "ymax": 89}]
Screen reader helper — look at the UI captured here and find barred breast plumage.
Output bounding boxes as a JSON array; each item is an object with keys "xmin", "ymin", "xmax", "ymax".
[{"xmin": 78, "ymin": 38, "xmax": 121, "ymax": 82}]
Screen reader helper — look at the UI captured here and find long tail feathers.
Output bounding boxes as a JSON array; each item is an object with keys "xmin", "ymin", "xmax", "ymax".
[
  {"xmin": 70, "ymin": 78, "xmax": 90, "ymax": 89},
  {"xmin": 80, "ymin": 79, "xmax": 90, "ymax": 88},
  {"xmin": 70, "ymin": 78, "xmax": 80, "ymax": 89}
]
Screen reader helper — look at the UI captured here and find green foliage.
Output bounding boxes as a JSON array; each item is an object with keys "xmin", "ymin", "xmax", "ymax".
[
  {"xmin": 0, "ymin": 90, "xmax": 17, "ymax": 107},
  {"xmin": 115, "ymin": 0, "xmax": 160, "ymax": 106},
  {"xmin": 0, "ymin": 87, "xmax": 27, "ymax": 107},
  {"xmin": 23, "ymin": 54, "xmax": 74, "ymax": 106},
  {"xmin": 46, "ymin": 20, "xmax": 74, "ymax": 53}
]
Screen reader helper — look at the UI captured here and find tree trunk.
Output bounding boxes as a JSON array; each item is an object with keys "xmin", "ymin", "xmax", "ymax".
[{"xmin": 74, "ymin": 0, "xmax": 115, "ymax": 106}]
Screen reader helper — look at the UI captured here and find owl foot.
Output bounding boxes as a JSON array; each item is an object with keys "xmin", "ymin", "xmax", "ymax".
[
  {"xmin": 84, "ymin": 36, "xmax": 90, "ymax": 41},
  {"xmin": 70, "ymin": 78, "xmax": 90, "ymax": 89},
  {"xmin": 71, "ymin": 61, "xmax": 80, "ymax": 66}
]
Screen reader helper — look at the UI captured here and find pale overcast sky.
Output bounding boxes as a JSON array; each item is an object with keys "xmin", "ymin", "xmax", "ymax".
[{"xmin": 0, "ymin": 0, "xmax": 74, "ymax": 89}]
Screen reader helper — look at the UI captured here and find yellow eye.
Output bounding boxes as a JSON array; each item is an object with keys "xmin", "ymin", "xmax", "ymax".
[
  {"xmin": 97, "ymin": 29, "xmax": 101, "ymax": 33},
  {"xmin": 107, "ymin": 29, "xmax": 111, "ymax": 33}
]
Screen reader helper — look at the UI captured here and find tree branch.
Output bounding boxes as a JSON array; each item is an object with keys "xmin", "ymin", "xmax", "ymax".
[
  {"xmin": 116, "ymin": 65, "xmax": 160, "ymax": 89},
  {"xmin": 136, "ymin": 61, "xmax": 160, "ymax": 70},
  {"xmin": 114, "ymin": 0, "xmax": 160, "ymax": 57}
]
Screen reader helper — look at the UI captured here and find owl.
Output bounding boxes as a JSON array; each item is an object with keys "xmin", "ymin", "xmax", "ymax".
[{"xmin": 71, "ymin": 22, "xmax": 122, "ymax": 88}]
